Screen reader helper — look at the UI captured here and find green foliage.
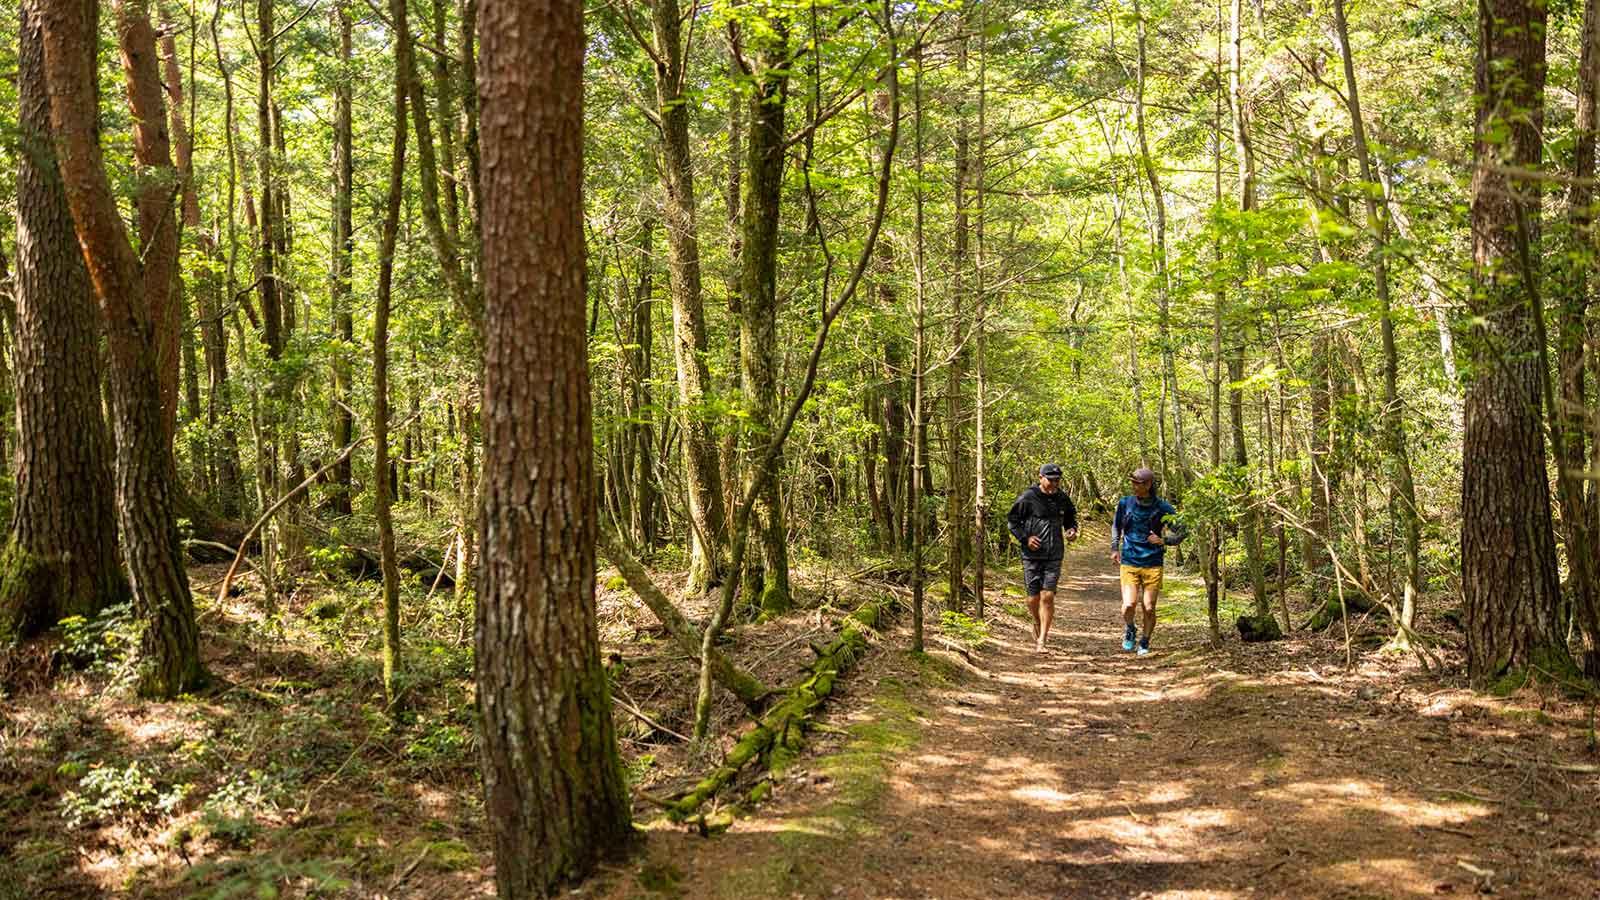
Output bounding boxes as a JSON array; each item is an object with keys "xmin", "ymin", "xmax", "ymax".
[
  {"xmin": 56, "ymin": 603, "xmax": 138, "ymax": 676},
  {"xmin": 938, "ymin": 610, "xmax": 990, "ymax": 648},
  {"xmin": 59, "ymin": 760, "xmax": 187, "ymax": 830}
]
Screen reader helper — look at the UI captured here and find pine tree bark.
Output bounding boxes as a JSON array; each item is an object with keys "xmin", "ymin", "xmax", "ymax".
[
  {"xmin": 115, "ymin": 0, "xmax": 182, "ymax": 443},
  {"xmin": 1462, "ymin": 0, "xmax": 1569, "ymax": 681},
  {"xmin": 39, "ymin": 0, "xmax": 206, "ymax": 698},
  {"xmin": 0, "ymin": 0, "xmax": 129, "ymax": 641},
  {"xmin": 475, "ymin": 0, "xmax": 633, "ymax": 891}
]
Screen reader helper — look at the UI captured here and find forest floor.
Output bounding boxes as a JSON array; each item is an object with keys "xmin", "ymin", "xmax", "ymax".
[
  {"xmin": 591, "ymin": 543, "xmax": 1600, "ymax": 900},
  {"xmin": 3, "ymin": 540, "xmax": 1599, "ymax": 898}
]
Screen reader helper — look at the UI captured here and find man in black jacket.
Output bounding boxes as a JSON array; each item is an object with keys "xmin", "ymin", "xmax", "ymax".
[{"xmin": 1006, "ymin": 463, "xmax": 1079, "ymax": 652}]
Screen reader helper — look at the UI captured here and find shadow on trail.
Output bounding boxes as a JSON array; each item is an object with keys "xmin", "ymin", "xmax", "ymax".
[{"xmin": 627, "ymin": 546, "xmax": 1597, "ymax": 900}]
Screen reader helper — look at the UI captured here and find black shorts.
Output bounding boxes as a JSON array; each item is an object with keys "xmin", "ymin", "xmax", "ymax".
[{"xmin": 1023, "ymin": 558, "xmax": 1062, "ymax": 595}]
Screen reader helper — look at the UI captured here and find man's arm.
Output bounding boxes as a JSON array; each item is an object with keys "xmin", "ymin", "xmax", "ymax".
[
  {"xmin": 1006, "ymin": 495, "xmax": 1029, "ymax": 547},
  {"xmin": 1063, "ymin": 493, "xmax": 1078, "ymax": 532},
  {"xmin": 1109, "ymin": 498, "xmax": 1124, "ymax": 556}
]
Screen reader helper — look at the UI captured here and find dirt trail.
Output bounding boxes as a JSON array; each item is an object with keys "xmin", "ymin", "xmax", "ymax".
[{"xmin": 605, "ymin": 547, "xmax": 1600, "ymax": 899}]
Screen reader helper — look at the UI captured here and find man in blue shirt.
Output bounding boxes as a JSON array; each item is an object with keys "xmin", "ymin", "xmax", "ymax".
[
  {"xmin": 1109, "ymin": 468, "xmax": 1186, "ymax": 656},
  {"xmin": 1006, "ymin": 463, "xmax": 1078, "ymax": 653}
]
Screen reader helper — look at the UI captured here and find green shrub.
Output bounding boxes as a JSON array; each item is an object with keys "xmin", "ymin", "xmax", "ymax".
[{"xmin": 60, "ymin": 761, "xmax": 187, "ymax": 829}]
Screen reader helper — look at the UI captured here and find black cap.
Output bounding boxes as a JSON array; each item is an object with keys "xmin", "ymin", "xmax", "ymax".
[{"xmin": 1039, "ymin": 463, "xmax": 1063, "ymax": 479}]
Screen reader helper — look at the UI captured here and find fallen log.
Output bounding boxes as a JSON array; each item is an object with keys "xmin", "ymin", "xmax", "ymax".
[
  {"xmin": 1301, "ymin": 590, "xmax": 1383, "ymax": 632},
  {"xmin": 598, "ymin": 529, "xmax": 770, "ymax": 711},
  {"xmin": 666, "ymin": 593, "xmax": 895, "ymax": 822}
]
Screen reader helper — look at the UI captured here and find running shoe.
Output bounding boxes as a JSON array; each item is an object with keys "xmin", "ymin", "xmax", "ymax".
[{"xmin": 1122, "ymin": 623, "xmax": 1137, "ymax": 652}]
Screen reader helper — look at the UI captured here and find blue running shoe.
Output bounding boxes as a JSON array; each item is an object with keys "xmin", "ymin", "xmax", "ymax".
[
  {"xmin": 1122, "ymin": 623, "xmax": 1137, "ymax": 652},
  {"xmin": 1136, "ymin": 637, "xmax": 1151, "ymax": 657}
]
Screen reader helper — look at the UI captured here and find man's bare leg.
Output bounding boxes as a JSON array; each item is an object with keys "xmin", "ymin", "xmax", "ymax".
[
  {"xmin": 1036, "ymin": 590, "xmax": 1056, "ymax": 651},
  {"xmin": 1026, "ymin": 593, "xmax": 1041, "ymax": 642},
  {"xmin": 1121, "ymin": 576, "xmax": 1140, "ymax": 650},
  {"xmin": 1141, "ymin": 584, "xmax": 1160, "ymax": 647}
]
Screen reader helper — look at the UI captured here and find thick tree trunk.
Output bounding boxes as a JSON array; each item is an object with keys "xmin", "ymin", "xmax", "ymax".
[
  {"xmin": 39, "ymin": 0, "xmax": 206, "ymax": 698},
  {"xmin": 1462, "ymin": 0, "xmax": 1569, "ymax": 681},
  {"xmin": 475, "ymin": 0, "xmax": 633, "ymax": 892},
  {"xmin": 651, "ymin": 0, "xmax": 727, "ymax": 591},
  {"xmin": 0, "ymin": 0, "xmax": 129, "ymax": 641},
  {"xmin": 740, "ymin": 24, "xmax": 793, "ymax": 616}
]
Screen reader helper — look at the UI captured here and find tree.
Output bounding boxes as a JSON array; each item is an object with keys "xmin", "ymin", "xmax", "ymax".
[
  {"xmin": 644, "ymin": 0, "xmax": 729, "ymax": 593},
  {"xmin": 0, "ymin": 0, "xmax": 128, "ymax": 641},
  {"xmin": 39, "ymin": 0, "xmax": 207, "ymax": 698},
  {"xmin": 736, "ymin": 7, "xmax": 794, "ymax": 615},
  {"xmin": 1461, "ymin": 0, "xmax": 1569, "ymax": 681},
  {"xmin": 474, "ymin": 0, "xmax": 633, "ymax": 891}
]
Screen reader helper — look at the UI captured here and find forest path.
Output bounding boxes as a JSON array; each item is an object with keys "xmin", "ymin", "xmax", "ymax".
[{"xmin": 602, "ymin": 546, "xmax": 1597, "ymax": 899}]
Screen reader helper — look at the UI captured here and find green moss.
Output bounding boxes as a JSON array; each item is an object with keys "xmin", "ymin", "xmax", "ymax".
[
  {"xmin": 714, "ymin": 685, "xmax": 923, "ymax": 898},
  {"xmin": 1496, "ymin": 706, "xmax": 1554, "ymax": 726}
]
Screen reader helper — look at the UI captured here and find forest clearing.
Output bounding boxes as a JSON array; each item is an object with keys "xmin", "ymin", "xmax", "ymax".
[{"xmin": 6, "ymin": 0, "xmax": 1600, "ymax": 896}]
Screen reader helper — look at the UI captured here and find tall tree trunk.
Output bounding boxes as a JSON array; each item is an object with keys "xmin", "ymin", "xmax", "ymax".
[
  {"xmin": 1462, "ymin": 0, "xmax": 1569, "ymax": 681},
  {"xmin": 39, "ymin": 0, "xmax": 207, "ymax": 698},
  {"xmin": 0, "ymin": 0, "xmax": 129, "ymax": 641},
  {"xmin": 1203, "ymin": 0, "xmax": 1225, "ymax": 646},
  {"xmin": 330, "ymin": 1, "xmax": 356, "ymax": 517},
  {"xmin": 911, "ymin": 33, "xmax": 929, "ymax": 654},
  {"xmin": 972, "ymin": 10, "xmax": 989, "ymax": 617},
  {"xmin": 475, "ymin": 0, "xmax": 633, "ymax": 889},
  {"xmin": 116, "ymin": 0, "xmax": 181, "ymax": 443},
  {"xmin": 1560, "ymin": 0, "xmax": 1600, "ymax": 675},
  {"xmin": 1332, "ymin": 0, "xmax": 1423, "ymax": 648},
  {"xmin": 650, "ymin": 0, "xmax": 727, "ymax": 590},
  {"xmin": 395, "ymin": 0, "xmax": 479, "ymax": 336},
  {"xmin": 1134, "ymin": 0, "xmax": 1183, "ymax": 490},
  {"xmin": 377, "ymin": 0, "xmax": 411, "ymax": 705},
  {"xmin": 740, "ymin": 20, "xmax": 793, "ymax": 616},
  {"xmin": 946, "ymin": 14, "xmax": 972, "ymax": 611},
  {"xmin": 1229, "ymin": 0, "xmax": 1269, "ymax": 623}
]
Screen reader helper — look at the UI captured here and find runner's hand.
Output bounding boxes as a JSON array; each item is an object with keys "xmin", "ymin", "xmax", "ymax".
[
  {"xmin": 1147, "ymin": 532, "xmax": 1164, "ymax": 546},
  {"xmin": 1065, "ymin": 528, "xmax": 1078, "ymax": 541},
  {"xmin": 1028, "ymin": 535, "xmax": 1041, "ymax": 551},
  {"xmin": 1109, "ymin": 551, "xmax": 1119, "ymax": 564}
]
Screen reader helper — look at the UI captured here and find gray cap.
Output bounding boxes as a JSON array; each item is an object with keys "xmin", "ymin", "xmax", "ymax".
[
  {"xmin": 1039, "ymin": 463, "xmax": 1063, "ymax": 479},
  {"xmin": 1131, "ymin": 467, "xmax": 1156, "ymax": 483}
]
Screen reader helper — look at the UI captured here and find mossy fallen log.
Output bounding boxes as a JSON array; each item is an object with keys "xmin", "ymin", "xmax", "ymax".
[
  {"xmin": 666, "ymin": 595, "xmax": 894, "ymax": 822},
  {"xmin": 1301, "ymin": 590, "xmax": 1382, "ymax": 632}
]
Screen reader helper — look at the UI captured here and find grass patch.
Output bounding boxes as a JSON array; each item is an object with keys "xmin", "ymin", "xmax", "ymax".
[
  {"xmin": 715, "ymin": 682, "xmax": 923, "ymax": 899},
  {"xmin": 1155, "ymin": 576, "xmax": 1251, "ymax": 627}
]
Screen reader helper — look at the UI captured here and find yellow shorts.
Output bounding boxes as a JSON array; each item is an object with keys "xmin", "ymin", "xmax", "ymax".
[{"xmin": 1120, "ymin": 565, "xmax": 1164, "ymax": 591}]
